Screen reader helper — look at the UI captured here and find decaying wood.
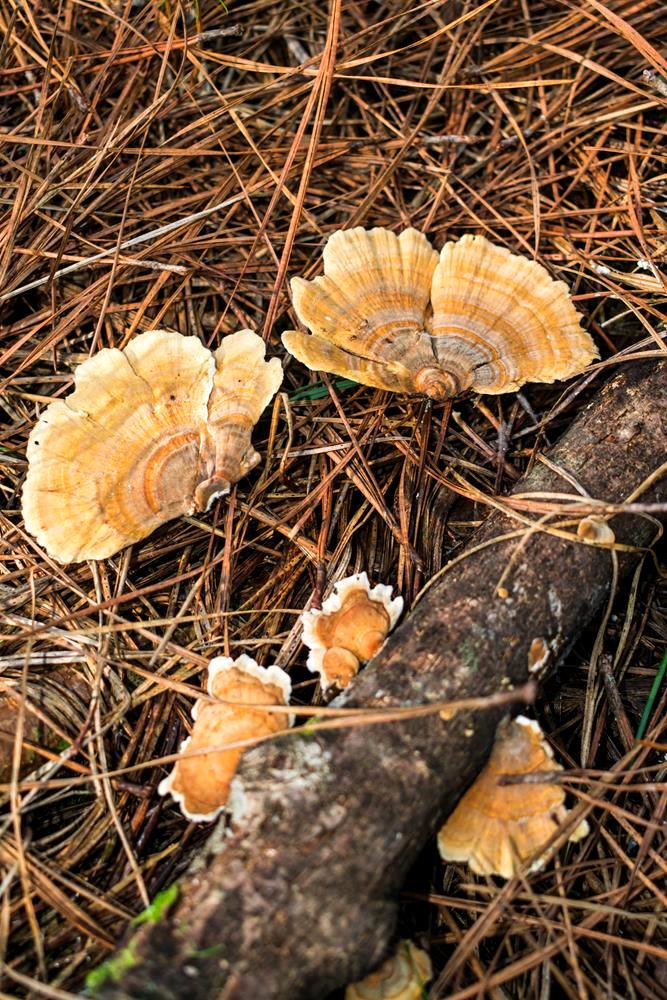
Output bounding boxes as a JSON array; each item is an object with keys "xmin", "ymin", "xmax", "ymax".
[{"xmin": 94, "ymin": 360, "xmax": 667, "ymax": 1000}]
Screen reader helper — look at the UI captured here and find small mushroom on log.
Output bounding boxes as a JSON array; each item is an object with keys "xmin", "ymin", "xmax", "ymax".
[
  {"xmin": 91, "ymin": 360, "xmax": 666, "ymax": 1000},
  {"xmin": 437, "ymin": 715, "xmax": 589, "ymax": 878},
  {"xmin": 345, "ymin": 940, "xmax": 432, "ymax": 1000},
  {"xmin": 158, "ymin": 655, "xmax": 293, "ymax": 822},
  {"xmin": 301, "ymin": 572, "xmax": 403, "ymax": 693}
]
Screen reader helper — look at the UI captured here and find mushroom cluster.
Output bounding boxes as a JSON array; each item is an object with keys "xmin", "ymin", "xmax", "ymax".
[
  {"xmin": 158, "ymin": 573, "xmax": 403, "ymax": 822},
  {"xmin": 21, "ymin": 227, "xmax": 596, "ymax": 564},
  {"xmin": 283, "ymin": 226, "xmax": 598, "ymax": 400},
  {"xmin": 22, "ymin": 328, "xmax": 281, "ymax": 563},
  {"xmin": 19, "ymin": 229, "xmax": 595, "ymax": 887}
]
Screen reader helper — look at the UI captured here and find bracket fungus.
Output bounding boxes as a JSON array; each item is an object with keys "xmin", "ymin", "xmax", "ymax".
[
  {"xmin": 282, "ymin": 227, "xmax": 598, "ymax": 399},
  {"xmin": 437, "ymin": 715, "xmax": 589, "ymax": 879},
  {"xmin": 158, "ymin": 654, "xmax": 292, "ymax": 823},
  {"xmin": 345, "ymin": 940, "xmax": 433, "ymax": 1000},
  {"xmin": 301, "ymin": 572, "xmax": 403, "ymax": 692},
  {"xmin": 22, "ymin": 328, "xmax": 282, "ymax": 563}
]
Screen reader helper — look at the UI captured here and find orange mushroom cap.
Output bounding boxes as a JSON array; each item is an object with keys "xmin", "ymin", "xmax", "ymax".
[
  {"xmin": 282, "ymin": 227, "xmax": 598, "ymax": 399},
  {"xmin": 22, "ymin": 329, "xmax": 282, "ymax": 563},
  {"xmin": 158, "ymin": 654, "xmax": 292, "ymax": 822},
  {"xmin": 301, "ymin": 572, "xmax": 403, "ymax": 692},
  {"xmin": 438, "ymin": 715, "xmax": 589, "ymax": 879}
]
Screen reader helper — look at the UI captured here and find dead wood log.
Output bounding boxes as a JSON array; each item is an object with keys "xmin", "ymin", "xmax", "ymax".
[{"xmin": 93, "ymin": 360, "xmax": 667, "ymax": 1000}]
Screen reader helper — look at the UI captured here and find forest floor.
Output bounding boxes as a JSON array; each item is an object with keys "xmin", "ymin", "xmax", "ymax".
[{"xmin": 0, "ymin": 0, "xmax": 665, "ymax": 997}]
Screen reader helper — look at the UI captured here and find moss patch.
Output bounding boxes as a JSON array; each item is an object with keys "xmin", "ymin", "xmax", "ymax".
[
  {"xmin": 131, "ymin": 884, "xmax": 179, "ymax": 927},
  {"xmin": 84, "ymin": 941, "xmax": 138, "ymax": 992}
]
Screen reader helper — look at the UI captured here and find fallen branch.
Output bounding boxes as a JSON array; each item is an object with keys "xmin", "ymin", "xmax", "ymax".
[{"xmin": 93, "ymin": 360, "xmax": 667, "ymax": 1000}]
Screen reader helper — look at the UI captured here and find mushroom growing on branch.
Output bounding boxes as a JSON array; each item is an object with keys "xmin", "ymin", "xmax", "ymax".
[
  {"xmin": 437, "ymin": 715, "xmax": 589, "ymax": 878},
  {"xmin": 300, "ymin": 572, "xmax": 403, "ymax": 692},
  {"xmin": 22, "ymin": 329, "xmax": 282, "ymax": 563},
  {"xmin": 85, "ymin": 360, "xmax": 666, "ymax": 1000},
  {"xmin": 345, "ymin": 940, "xmax": 432, "ymax": 1000},
  {"xmin": 282, "ymin": 227, "xmax": 598, "ymax": 399},
  {"xmin": 159, "ymin": 655, "xmax": 292, "ymax": 823}
]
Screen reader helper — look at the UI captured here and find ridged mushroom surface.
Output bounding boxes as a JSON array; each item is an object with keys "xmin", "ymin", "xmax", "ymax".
[
  {"xmin": 22, "ymin": 329, "xmax": 282, "ymax": 563},
  {"xmin": 300, "ymin": 572, "xmax": 403, "ymax": 692},
  {"xmin": 283, "ymin": 227, "xmax": 598, "ymax": 399},
  {"xmin": 158, "ymin": 654, "xmax": 292, "ymax": 823}
]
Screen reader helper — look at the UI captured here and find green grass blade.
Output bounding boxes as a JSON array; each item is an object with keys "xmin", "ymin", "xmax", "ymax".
[
  {"xmin": 635, "ymin": 649, "xmax": 667, "ymax": 740},
  {"xmin": 289, "ymin": 377, "xmax": 358, "ymax": 401}
]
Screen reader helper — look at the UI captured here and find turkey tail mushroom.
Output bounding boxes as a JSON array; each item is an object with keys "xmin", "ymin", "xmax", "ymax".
[
  {"xmin": 283, "ymin": 227, "xmax": 597, "ymax": 399},
  {"xmin": 430, "ymin": 234, "xmax": 598, "ymax": 394},
  {"xmin": 283, "ymin": 227, "xmax": 443, "ymax": 397},
  {"xmin": 437, "ymin": 716, "xmax": 589, "ymax": 879},
  {"xmin": 300, "ymin": 572, "xmax": 403, "ymax": 693},
  {"xmin": 22, "ymin": 329, "xmax": 282, "ymax": 563}
]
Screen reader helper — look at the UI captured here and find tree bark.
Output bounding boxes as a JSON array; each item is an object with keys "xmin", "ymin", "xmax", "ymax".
[{"xmin": 93, "ymin": 360, "xmax": 667, "ymax": 1000}]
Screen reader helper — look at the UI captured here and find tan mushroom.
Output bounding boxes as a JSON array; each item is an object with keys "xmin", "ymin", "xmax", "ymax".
[
  {"xmin": 22, "ymin": 328, "xmax": 282, "ymax": 563},
  {"xmin": 577, "ymin": 515, "xmax": 615, "ymax": 545},
  {"xmin": 437, "ymin": 715, "xmax": 589, "ymax": 879},
  {"xmin": 301, "ymin": 572, "xmax": 403, "ymax": 692},
  {"xmin": 345, "ymin": 940, "xmax": 433, "ymax": 1000},
  {"xmin": 158, "ymin": 654, "xmax": 292, "ymax": 823},
  {"xmin": 283, "ymin": 227, "xmax": 598, "ymax": 399}
]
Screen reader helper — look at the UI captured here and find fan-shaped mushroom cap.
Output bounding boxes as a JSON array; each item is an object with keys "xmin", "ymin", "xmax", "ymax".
[
  {"xmin": 345, "ymin": 940, "xmax": 432, "ymax": 1000},
  {"xmin": 301, "ymin": 572, "xmax": 403, "ymax": 692},
  {"xmin": 158, "ymin": 654, "xmax": 292, "ymax": 823},
  {"xmin": 22, "ymin": 329, "xmax": 282, "ymax": 563},
  {"xmin": 430, "ymin": 234, "xmax": 597, "ymax": 394},
  {"xmin": 437, "ymin": 716, "xmax": 589, "ymax": 879},
  {"xmin": 282, "ymin": 227, "xmax": 597, "ymax": 399},
  {"xmin": 284, "ymin": 227, "xmax": 441, "ymax": 396}
]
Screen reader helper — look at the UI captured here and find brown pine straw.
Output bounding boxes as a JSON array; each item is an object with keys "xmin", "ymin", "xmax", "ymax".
[{"xmin": 0, "ymin": 0, "xmax": 666, "ymax": 995}]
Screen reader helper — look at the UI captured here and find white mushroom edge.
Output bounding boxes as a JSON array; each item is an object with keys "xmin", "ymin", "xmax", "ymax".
[
  {"xmin": 158, "ymin": 653, "xmax": 293, "ymax": 823},
  {"xmin": 300, "ymin": 571, "xmax": 404, "ymax": 691},
  {"xmin": 513, "ymin": 716, "xmax": 590, "ymax": 872}
]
